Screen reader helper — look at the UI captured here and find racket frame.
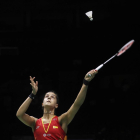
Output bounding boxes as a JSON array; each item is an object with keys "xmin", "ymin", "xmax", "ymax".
[{"xmin": 95, "ymin": 39, "xmax": 135, "ymax": 70}]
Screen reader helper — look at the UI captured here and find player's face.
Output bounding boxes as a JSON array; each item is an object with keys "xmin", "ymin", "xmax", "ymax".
[{"xmin": 42, "ymin": 92, "xmax": 58, "ymax": 108}]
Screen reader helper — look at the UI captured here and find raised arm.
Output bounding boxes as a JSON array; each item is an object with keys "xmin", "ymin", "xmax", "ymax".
[
  {"xmin": 16, "ymin": 76, "xmax": 38, "ymax": 129},
  {"xmin": 59, "ymin": 69, "xmax": 98, "ymax": 125}
]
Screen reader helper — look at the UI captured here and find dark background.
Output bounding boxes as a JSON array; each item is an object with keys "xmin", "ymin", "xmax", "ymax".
[{"xmin": 0, "ymin": 0, "xmax": 140, "ymax": 139}]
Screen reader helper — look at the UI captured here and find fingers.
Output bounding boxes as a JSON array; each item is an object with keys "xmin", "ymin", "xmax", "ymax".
[
  {"xmin": 85, "ymin": 69, "xmax": 98, "ymax": 80},
  {"xmin": 30, "ymin": 83, "xmax": 34, "ymax": 87},
  {"xmin": 30, "ymin": 81, "xmax": 37, "ymax": 87},
  {"xmin": 30, "ymin": 76, "xmax": 35, "ymax": 80},
  {"xmin": 36, "ymin": 81, "xmax": 38, "ymax": 86},
  {"xmin": 30, "ymin": 76, "xmax": 35, "ymax": 83},
  {"xmin": 88, "ymin": 69, "xmax": 98, "ymax": 75},
  {"xmin": 30, "ymin": 76, "xmax": 38, "ymax": 86},
  {"xmin": 30, "ymin": 82, "xmax": 38, "ymax": 88},
  {"xmin": 93, "ymin": 69, "xmax": 98, "ymax": 74}
]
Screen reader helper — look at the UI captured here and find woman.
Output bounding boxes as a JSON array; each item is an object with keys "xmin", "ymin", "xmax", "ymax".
[{"xmin": 16, "ymin": 69, "xmax": 98, "ymax": 140}]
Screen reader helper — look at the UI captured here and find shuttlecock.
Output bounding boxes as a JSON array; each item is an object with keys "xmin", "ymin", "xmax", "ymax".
[{"xmin": 85, "ymin": 11, "xmax": 93, "ymax": 21}]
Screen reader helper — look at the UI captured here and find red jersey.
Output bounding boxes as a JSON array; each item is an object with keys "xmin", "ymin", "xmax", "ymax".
[{"xmin": 33, "ymin": 116, "xmax": 66, "ymax": 140}]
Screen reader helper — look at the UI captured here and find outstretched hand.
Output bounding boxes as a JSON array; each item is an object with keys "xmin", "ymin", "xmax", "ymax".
[
  {"xmin": 84, "ymin": 69, "xmax": 98, "ymax": 82},
  {"xmin": 30, "ymin": 76, "xmax": 38, "ymax": 95}
]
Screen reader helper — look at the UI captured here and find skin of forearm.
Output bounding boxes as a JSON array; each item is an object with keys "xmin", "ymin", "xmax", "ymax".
[
  {"xmin": 16, "ymin": 97, "xmax": 32, "ymax": 117},
  {"xmin": 74, "ymin": 84, "xmax": 88, "ymax": 106}
]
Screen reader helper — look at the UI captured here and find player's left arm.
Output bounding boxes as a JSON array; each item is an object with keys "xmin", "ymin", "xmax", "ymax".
[{"xmin": 59, "ymin": 69, "xmax": 98, "ymax": 125}]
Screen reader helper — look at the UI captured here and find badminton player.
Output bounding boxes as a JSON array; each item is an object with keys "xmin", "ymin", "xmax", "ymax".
[{"xmin": 16, "ymin": 69, "xmax": 98, "ymax": 140}]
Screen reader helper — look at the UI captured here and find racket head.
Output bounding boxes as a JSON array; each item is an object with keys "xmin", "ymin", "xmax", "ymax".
[{"xmin": 117, "ymin": 39, "xmax": 135, "ymax": 56}]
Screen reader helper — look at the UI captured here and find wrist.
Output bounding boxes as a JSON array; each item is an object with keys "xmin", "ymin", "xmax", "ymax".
[
  {"xmin": 29, "ymin": 93, "xmax": 36, "ymax": 100},
  {"xmin": 83, "ymin": 79, "xmax": 90, "ymax": 86}
]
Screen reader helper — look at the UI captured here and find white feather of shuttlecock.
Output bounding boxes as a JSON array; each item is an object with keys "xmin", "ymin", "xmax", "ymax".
[{"xmin": 85, "ymin": 11, "xmax": 93, "ymax": 21}]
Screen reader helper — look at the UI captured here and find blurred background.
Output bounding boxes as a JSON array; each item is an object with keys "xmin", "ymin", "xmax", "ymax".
[{"xmin": 0, "ymin": 0, "xmax": 140, "ymax": 139}]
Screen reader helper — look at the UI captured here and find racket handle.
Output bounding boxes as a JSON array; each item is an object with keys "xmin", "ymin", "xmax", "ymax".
[{"xmin": 95, "ymin": 64, "xmax": 104, "ymax": 70}]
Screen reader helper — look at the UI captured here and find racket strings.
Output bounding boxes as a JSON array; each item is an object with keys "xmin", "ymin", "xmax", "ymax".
[
  {"xmin": 117, "ymin": 40, "xmax": 134, "ymax": 56},
  {"xmin": 95, "ymin": 39, "xmax": 135, "ymax": 70}
]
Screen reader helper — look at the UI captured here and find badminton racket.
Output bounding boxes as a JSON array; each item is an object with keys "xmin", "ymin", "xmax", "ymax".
[{"xmin": 95, "ymin": 39, "xmax": 135, "ymax": 70}]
